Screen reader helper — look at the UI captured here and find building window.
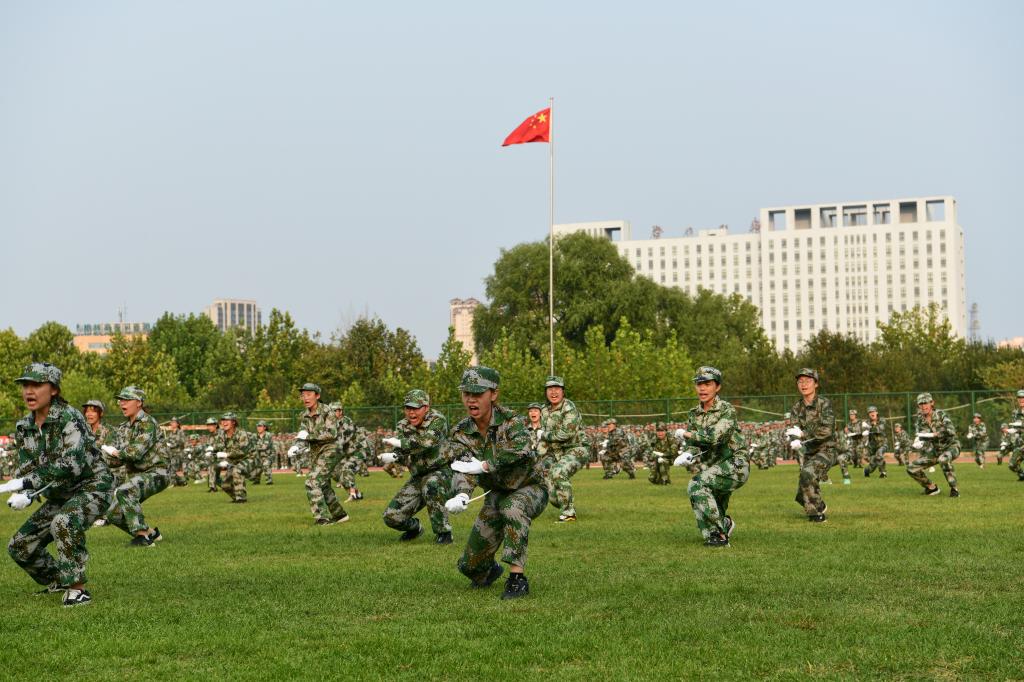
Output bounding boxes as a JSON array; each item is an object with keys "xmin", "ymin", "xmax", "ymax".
[
  {"xmin": 843, "ymin": 205, "xmax": 868, "ymax": 226},
  {"xmin": 926, "ymin": 200, "xmax": 945, "ymax": 221},
  {"xmin": 821, "ymin": 207, "xmax": 837, "ymax": 227}
]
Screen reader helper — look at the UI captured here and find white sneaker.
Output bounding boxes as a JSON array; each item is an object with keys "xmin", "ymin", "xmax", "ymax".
[{"xmin": 92, "ymin": 519, "xmax": 106, "ymax": 527}]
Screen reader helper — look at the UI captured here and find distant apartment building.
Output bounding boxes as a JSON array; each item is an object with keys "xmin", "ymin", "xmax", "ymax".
[
  {"xmin": 204, "ymin": 299, "xmax": 262, "ymax": 334},
  {"xmin": 449, "ymin": 298, "xmax": 481, "ymax": 363},
  {"xmin": 73, "ymin": 321, "xmax": 152, "ymax": 354},
  {"xmin": 555, "ymin": 196, "xmax": 966, "ymax": 353}
]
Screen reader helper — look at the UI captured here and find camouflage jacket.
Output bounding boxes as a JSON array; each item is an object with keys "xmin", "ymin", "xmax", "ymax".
[
  {"xmin": 540, "ymin": 398, "xmax": 587, "ymax": 458},
  {"xmin": 163, "ymin": 429, "xmax": 186, "ymax": 457},
  {"xmin": 966, "ymin": 422, "xmax": 987, "ymax": 446},
  {"xmin": 866, "ymin": 419, "xmax": 887, "ymax": 450},
  {"xmin": 296, "ymin": 402, "xmax": 340, "ymax": 460},
  {"xmin": 790, "ymin": 395, "xmax": 836, "ymax": 456},
  {"xmin": 912, "ymin": 409, "xmax": 959, "ymax": 454},
  {"xmin": 649, "ymin": 434, "xmax": 676, "ymax": 461},
  {"xmin": 446, "ymin": 404, "xmax": 542, "ymax": 491},
  {"xmin": 892, "ymin": 430, "xmax": 911, "ymax": 453},
  {"xmin": 90, "ymin": 422, "xmax": 114, "ymax": 447},
  {"xmin": 335, "ymin": 415, "xmax": 359, "ymax": 457},
  {"xmin": 13, "ymin": 399, "xmax": 112, "ymax": 499},
  {"xmin": 683, "ymin": 397, "xmax": 745, "ymax": 467},
  {"xmin": 255, "ymin": 431, "xmax": 275, "ymax": 457},
  {"xmin": 211, "ymin": 428, "xmax": 255, "ymax": 464},
  {"xmin": 114, "ymin": 410, "xmax": 166, "ymax": 473},
  {"xmin": 606, "ymin": 427, "xmax": 631, "ymax": 457},
  {"xmin": 394, "ymin": 409, "xmax": 450, "ymax": 478},
  {"xmin": 845, "ymin": 420, "xmax": 869, "ymax": 444}
]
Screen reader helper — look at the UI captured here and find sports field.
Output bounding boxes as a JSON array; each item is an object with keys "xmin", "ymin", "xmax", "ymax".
[{"xmin": 1, "ymin": 464, "xmax": 1021, "ymax": 681}]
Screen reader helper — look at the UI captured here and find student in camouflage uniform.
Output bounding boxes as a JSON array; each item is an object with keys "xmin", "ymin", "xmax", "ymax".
[
  {"xmin": 163, "ymin": 416, "xmax": 188, "ymax": 487},
  {"xmin": 673, "ymin": 367, "xmax": 749, "ymax": 547},
  {"xmin": 526, "ymin": 403, "xmax": 543, "ymax": 453},
  {"xmin": 539, "ymin": 376, "xmax": 587, "ymax": 523},
  {"xmin": 863, "ymin": 406, "xmax": 889, "ymax": 478},
  {"xmin": 292, "ymin": 383, "xmax": 349, "ymax": 525},
  {"xmin": 1004, "ymin": 421, "xmax": 1024, "ymax": 481},
  {"xmin": 906, "ymin": 393, "xmax": 960, "ymax": 497},
  {"xmin": 379, "ymin": 390, "xmax": 454, "ymax": 544},
  {"xmin": 832, "ymin": 429, "xmax": 854, "ymax": 485},
  {"xmin": 844, "ymin": 410, "xmax": 868, "ymax": 469},
  {"xmin": 3, "ymin": 363, "xmax": 114, "ymax": 607},
  {"xmin": 788, "ymin": 368, "xmax": 835, "ymax": 523},
  {"xmin": 184, "ymin": 433, "xmax": 204, "ymax": 482},
  {"xmin": 965, "ymin": 413, "xmax": 988, "ymax": 468},
  {"xmin": 892, "ymin": 423, "xmax": 911, "ymax": 465},
  {"xmin": 444, "ymin": 366, "xmax": 546, "ymax": 600},
  {"xmin": 210, "ymin": 413, "xmax": 255, "ymax": 503},
  {"xmin": 82, "ymin": 399, "xmax": 116, "ymax": 520},
  {"xmin": 329, "ymin": 403, "xmax": 363, "ymax": 502},
  {"xmin": 602, "ymin": 419, "xmax": 635, "ymax": 479},
  {"xmin": 204, "ymin": 417, "xmax": 221, "ymax": 492},
  {"xmin": 104, "ymin": 386, "xmax": 168, "ymax": 546},
  {"xmin": 647, "ymin": 422, "xmax": 674, "ymax": 485},
  {"xmin": 252, "ymin": 420, "xmax": 275, "ymax": 485}
]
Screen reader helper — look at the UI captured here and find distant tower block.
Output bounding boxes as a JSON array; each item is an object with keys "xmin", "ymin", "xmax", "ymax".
[
  {"xmin": 969, "ymin": 303, "xmax": 979, "ymax": 342},
  {"xmin": 449, "ymin": 298, "xmax": 481, "ymax": 364}
]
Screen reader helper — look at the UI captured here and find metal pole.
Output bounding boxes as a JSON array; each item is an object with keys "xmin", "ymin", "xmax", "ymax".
[{"xmin": 548, "ymin": 96, "xmax": 555, "ymax": 375}]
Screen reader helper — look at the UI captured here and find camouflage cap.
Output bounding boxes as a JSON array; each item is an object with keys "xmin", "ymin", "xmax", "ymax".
[
  {"xmin": 867, "ymin": 405, "xmax": 878, "ymax": 413},
  {"xmin": 82, "ymin": 399, "xmax": 106, "ymax": 413},
  {"xmin": 459, "ymin": 366, "xmax": 500, "ymax": 393},
  {"xmin": 205, "ymin": 417, "xmax": 218, "ymax": 425},
  {"xmin": 116, "ymin": 385, "xmax": 145, "ymax": 402},
  {"xmin": 14, "ymin": 362, "xmax": 62, "ymax": 388},
  {"xmin": 693, "ymin": 366, "xmax": 722, "ymax": 384},
  {"xmin": 256, "ymin": 419, "xmax": 269, "ymax": 427},
  {"xmin": 1017, "ymin": 389, "xmax": 1024, "ymax": 398},
  {"xmin": 220, "ymin": 412, "xmax": 239, "ymax": 422},
  {"xmin": 894, "ymin": 423, "xmax": 903, "ymax": 429},
  {"xmin": 403, "ymin": 389, "xmax": 430, "ymax": 408},
  {"xmin": 973, "ymin": 412, "xmax": 982, "ymax": 419},
  {"xmin": 1001, "ymin": 422, "xmax": 1008, "ymax": 429},
  {"xmin": 916, "ymin": 392, "xmax": 934, "ymax": 405},
  {"xmin": 544, "ymin": 375, "xmax": 565, "ymax": 388},
  {"xmin": 849, "ymin": 409, "xmax": 858, "ymax": 415},
  {"xmin": 169, "ymin": 415, "xmax": 181, "ymax": 424},
  {"xmin": 328, "ymin": 402, "xmax": 343, "ymax": 411},
  {"xmin": 795, "ymin": 367, "xmax": 819, "ymax": 382},
  {"xmin": 606, "ymin": 416, "xmax": 618, "ymax": 425},
  {"xmin": 526, "ymin": 402, "xmax": 543, "ymax": 411},
  {"xmin": 299, "ymin": 382, "xmax": 322, "ymax": 394},
  {"xmin": 656, "ymin": 421, "xmax": 667, "ymax": 431}
]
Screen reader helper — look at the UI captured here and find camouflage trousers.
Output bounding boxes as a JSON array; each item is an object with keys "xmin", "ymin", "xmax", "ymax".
[
  {"xmin": 332, "ymin": 456, "xmax": 360, "ymax": 489},
  {"xmin": 457, "ymin": 483, "xmax": 548, "ymax": 581},
  {"xmin": 382, "ymin": 470, "xmax": 453, "ymax": 536},
  {"xmin": 834, "ymin": 450, "xmax": 852, "ymax": 479},
  {"xmin": 219, "ymin": 462, "xmax": 250, "ymax": 501},
  {"xmin": 184, "ymin": 455, "xmax": 203, "ymax": 480},
  {"xmin": 8, "ymin": 479, "xmax": 113, "ymax": 587},
  {"xmin": 647, "ymin": 455, "xmax": 671, "ymax": 485},
  {"xmin": 168, "ymin": 455, "xmax": 187, "ymax": 486},
  {"xmin": 688, "ymin": 456, "xmax": 749, "ymax": 540},
  {"xmin": 864, "ymin": 446, "xmax": 887, "ymax": 476},
  {"xmin": 892, "ymin": 449, "xmax": 907, "ymax": 466},
  {"xmin": 107, "ymin": 469, "xmax": 170, "ymax": 535},
  {"xmin": 971, "ymin": 444, "xmax": 986, "ymax": 466},
  {"xmin": 306, "ymin": 451, "xmax": 347, "ymax": 522},
  {"xmin": 545, "ymin": 452, "xmax": 584, "ymax": 516},
  {"xmin": 795, "ymin": 449, "xmax": 832, "ymax": 516},
  {"xmin": 602, "ymin": 454, "xmax": 635, "ymax": 479},
  {"xmin": 1006, "ymin": 449, "xmax": 1024, "ymax": 479},
  {"xmin": 906, "ymin": 448, "xmax": 958, "ymax": 490},
  {"xmin": 207, "ymin": 456, "xmax": 221, "ymax": 490},
  {"xmin": 382, "ymin": 461, "xmax": 403, "ymax": 478}
]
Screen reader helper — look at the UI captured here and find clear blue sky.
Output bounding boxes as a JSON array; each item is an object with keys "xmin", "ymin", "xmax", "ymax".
[{"xmin": 2, "ymin": 1, "xmax": 1021, "ymax": 356}]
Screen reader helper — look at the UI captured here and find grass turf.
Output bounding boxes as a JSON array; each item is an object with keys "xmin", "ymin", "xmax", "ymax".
[{"xmin": 0, "ymin": 463, "xmax": 1022, "ymax": 681}]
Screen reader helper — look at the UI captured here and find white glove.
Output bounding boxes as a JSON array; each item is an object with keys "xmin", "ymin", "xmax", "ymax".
[
  {"xmin": 966, "ymin": 433, "xmax": 974, "ymax": 439},
  {"xmin": 216, "ymin": 451, "xmax": 229, "ymax": 459},
  {"xmin": 101, "ymin": 444, "xmax": 118, "ymax": 457},
  {"xmin": 785, "ymin": 427, "xmax": 802, "ymax": 438},
  {"xmin": 656, "ymin": 457, "xmax": 667, "ymax": 464},
  {"xmin": 673, "ymin": 429, "xmax": 688, "ymax": 441},
  {"xmin": 598, "ymin": 449, "xmax": 606, "ymax": 457},
  {"xmin": 861, "ymin": 430, "xmax": 869, "ymax": 437},
  {"xmin": 287, "ymin": 445, "xmax": 299, "ymax": 456},
  {"xmin": 1010, "ymin": 422, "xmax": 1024, "ymax": 428},
  {"xmin": 789, "ymin": 439, "xmax": 803, "ymax": 451},
  {"xmin": 7, "ymin": 492, "xmax": 31, "ymax": 510},
  {"xmin": 673, "ymin": 452, "xmax": 695, "ymax": 467},
  {"xmin": 0, "ymin": 478, "xmax": 25, "ymax": 494},
  {"xmin": 653, "ymin": 451, "xmax": 664, "ymax": 457},
  {"xmin": 917, "ymin": 432, "xmax": 934, "ymax": 439},
  {"xmin": 451, "ymin": 458, "xmax": 486, "ymax": 475},
  {"xmin": 296, "ymin": 430, "xmax": 309, "ymax": 440},
  {"xmin": 1007, "ymin": 428, "xmax": 1017, "ymax": 435},
  {"xmin": 379, "ymin": 453, "xmax": 397, "ymax": 465},
  {"xmin": 601, "ymin": 439, "xmax": 609, "ymax": 448},
  {"xmin": 218, "ymin": 460, "xmax": 229, "ymax": 469},
  {"xmin": 382, "ymin": 437, "xmax": 401, "ymax": 448},
  {"xmin": 912, "ymin": 439, "xmax": 924, "ymax": 449},
  {"xmin": 535, "ymin": 430, "xmax": 544, "ymax": 441},
  {"xmin": 205, "ymin": 446, "xmax": 214, "ymax": 453},
  {"xmin": 444, "ymin": 493, "xmax": 470, "ymax": 514},
  {"xmin": 1000, "ymin": 440, "xmax": 1008, "ymax": 448}
]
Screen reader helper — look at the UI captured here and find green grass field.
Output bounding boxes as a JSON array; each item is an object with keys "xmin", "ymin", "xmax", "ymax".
[{"xmin": 1, "ymin": 463, "xmax": 1022, "ymax": 681}]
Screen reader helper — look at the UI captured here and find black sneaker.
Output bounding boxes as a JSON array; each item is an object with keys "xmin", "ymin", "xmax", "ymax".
[
  {"xmin": 809, "ymin": 513, "xmax": 827, "ymax": 523},
  {"xmin": 231, "ymin": 499, "xmax": 247, "ymax": 504},
  {"xmin": 949, "ymin": 488, "xmax": 960, "ymax": 498},
  {"xmin": 435, "ymin": 532, "xmax": 453, "ymax": 545},
  {"xmin": 62, "ymin": 589, "xmax": 92, "ymax": 607},
  {"xmin": 128, "ymin": 534, "xmax": 153, "ymax": 547},
  {"xmin": 924, "ymin": 485, "xmax": 941, "ymax": 496},
  {"xmin": 266, "ymin": 481, "xmax": 274, "ymax": 486},
  {"xmin": 864, "ymin": 468, "xmax": 870, "ymax": 477},
  {"xmin": 501, "ymin": 573, "xmax": 530, "ymax": 600},
  {"xmin": 723, "ymin": 516, "xmax": 735, "ymax": 538},
  {"xmin": 399, "ymin": 521, "xmax": 423, "ymax": 542},
  {"xmin": 472, "ymin": 562, "xmax": 504, "ymax": 588},
  {"xmin": 880, "ymin": 472, "xmax": 888, "ymax": 479},
  {"xmin": 34, "ymin": 582, "xmax": 63, "ymax": 596},
  {"xmin": 354, "ymin": 491, "xmax": 363, "ymax": 501},
  {"xmin": 147, "ymin": 527, "xmax": 162, "ymax": 543},
  {"xmin": 704, "ymin": 531, "xmax": 729, "ymax": 547}
]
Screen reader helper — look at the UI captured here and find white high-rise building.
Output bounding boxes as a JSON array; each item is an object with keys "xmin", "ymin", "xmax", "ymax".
[
  {"xmin": 204, "ymin": 299, "xmax": 262, "ymax": 334},
  {"xmin": 556, "ymin": 196, "xmax": 966, "ymax": 353},
  {"xmin": 449, "ymin": 298, "xmax": 481, "ymax": 363}
]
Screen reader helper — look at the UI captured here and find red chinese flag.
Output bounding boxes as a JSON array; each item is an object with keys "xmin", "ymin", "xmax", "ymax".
[{"xmin": 502, "ymin": 108, "xmax": 551, "ymax": 146}]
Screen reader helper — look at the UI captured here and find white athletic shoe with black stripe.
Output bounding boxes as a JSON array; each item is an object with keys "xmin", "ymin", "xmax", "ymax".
[{"xmin": 62, "ymin": 589, "xmax": 92, "ymax": 607}]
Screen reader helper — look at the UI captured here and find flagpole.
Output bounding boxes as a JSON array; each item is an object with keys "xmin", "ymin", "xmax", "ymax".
[{"xmin": 548, "ymin": 96, "xmax": 555, "ymax": 375}]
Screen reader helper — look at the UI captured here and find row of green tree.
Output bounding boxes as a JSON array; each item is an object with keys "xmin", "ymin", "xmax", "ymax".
[{"xmin": 1, "ymin": 233, "xmax": 1021, "ymax": 419}]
